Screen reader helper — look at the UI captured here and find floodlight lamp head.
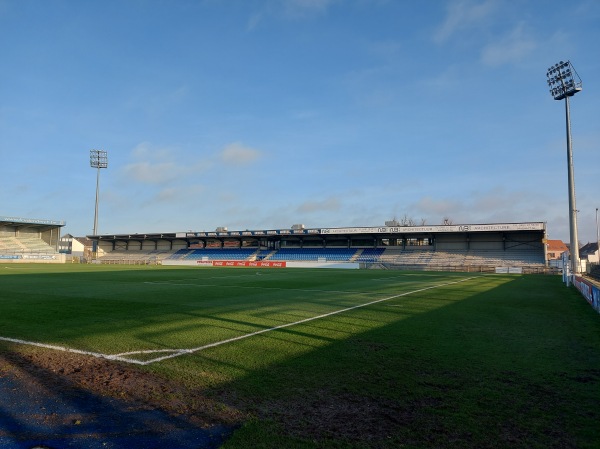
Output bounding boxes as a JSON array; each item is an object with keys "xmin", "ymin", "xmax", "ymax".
[
  {"xmin": 90, "ymin": 149, "xmax": 108, "ymax": 169},
  {"xmin": 546, "ymin": 60, "xmax": 582, "ymax": 101}
]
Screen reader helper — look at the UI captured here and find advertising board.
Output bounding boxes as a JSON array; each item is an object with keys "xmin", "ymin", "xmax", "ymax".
[
  {"xmin": 573, "ymin": 275, "xmax": 600, "ymax": 314},
  {"xmin": 210, "ymin": 260, "xmax": 287, "ymax": 268}
]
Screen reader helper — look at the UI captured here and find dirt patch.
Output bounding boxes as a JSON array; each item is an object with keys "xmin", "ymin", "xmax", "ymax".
[
  {"xmin": 1, "ymin": 347, "xmax": 243, "ymax": 428},
  {"xmin": 266, "ymin": 393, "xmax": 414, "ymax": 442},
  {"xmin": 0, "ymin": 345, "xmax": 243, "ymax": 448},
  {"xmin": 11, "ymin": 348, "xmax": 243, "ymax": 426},
  {"xmin": 227, "ymin": 388, "xmax": 444, "ymax": 445}
]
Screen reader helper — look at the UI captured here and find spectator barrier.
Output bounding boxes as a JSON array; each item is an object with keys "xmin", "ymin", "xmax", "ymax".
[{"xmin": 573, "ymin": 275, "xmax": 600, "ymax": 314}]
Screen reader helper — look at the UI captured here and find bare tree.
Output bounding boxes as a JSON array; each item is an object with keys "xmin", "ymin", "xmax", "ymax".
[
  {"xmin": 399, "ymin": 214, "xmax": 416, "ymax": 226},
  {"xmin": 387, "ymin": 214, "xmax": 425, "ymax": 227},
  {"xmin": 443, "ymin": 217, "xmax": 453, "ymax": 225}
]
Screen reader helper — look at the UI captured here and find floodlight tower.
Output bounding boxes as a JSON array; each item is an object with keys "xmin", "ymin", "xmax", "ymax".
[
  {"xmin": 90, "ymin": 149, "xmax": 108, "ymax": 254},
  {"xmin": 596, "ymin": 208, "xmax": 599, "ymax": 264},
  {"xmin": 546, "ymin": 60, "xmax": 582, "ymax": 274}
]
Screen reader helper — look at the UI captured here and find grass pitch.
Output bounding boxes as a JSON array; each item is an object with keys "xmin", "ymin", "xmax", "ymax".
[{"xmin": 1, "ymin": 264, "xmax": 599, "ymax": 448}]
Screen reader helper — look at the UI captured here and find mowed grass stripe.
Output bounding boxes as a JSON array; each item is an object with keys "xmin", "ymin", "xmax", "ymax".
[
  {"xmin": 3, "ymin": 265, "xmax": 599, "ymax": 448},
  {"xmin": 0, "ymin": 266, "xmax": 477, "ymax": 359},
  {"xmin": 124, "ymin": 275, "xmax": 479, "ymax": 364}
]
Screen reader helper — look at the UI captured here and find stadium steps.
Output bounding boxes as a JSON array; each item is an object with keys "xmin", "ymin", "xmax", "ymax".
[
  {"xmin": 355, "ymin": 248, "xmax": 385, "ymax": 262},
  {"xmin": 0, "ymin": 235, "xmax": 56, "ymax": 254},
  {"xmin": 11, "ymin": 237, "xmax": 28, "ymax": 251},
  {"xmin": 350, "ymin": 249, "xmax": 363, "ymax": 262},
  {"xmin": 260, "ymin": 250, "xmax": 278, "ymax": 261}
]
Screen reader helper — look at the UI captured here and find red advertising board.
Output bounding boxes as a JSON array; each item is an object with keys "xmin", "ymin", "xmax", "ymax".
[{"xmin": 204, "ymin": 260, "xmax": 287, "ymax": 268}]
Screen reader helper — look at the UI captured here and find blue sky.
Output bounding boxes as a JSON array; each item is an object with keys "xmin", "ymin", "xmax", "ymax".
[{"xmin": 0, "ymin": 0, "xmax": 598, "ymax": 244}]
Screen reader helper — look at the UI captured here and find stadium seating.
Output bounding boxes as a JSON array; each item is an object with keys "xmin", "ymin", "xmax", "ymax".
[
  {"xmin": 97, "ymin": 244, "xmax": 546, "ymax": 271},
  {"xmin": 0, "ymin": 234, "xmax": 56, "ymax": 254},
  {"xmin": 354, "ymin": 248, "xmax": 386, "ymax": 262},
  {"xmin": 167, "ymin": 248, "xmax": 258, "ymax": 261},
  {"xmin": 269, "ymin": 248, "xmax": 358, "ymax": 262},
  {"xmin": 377, "ymin": 247, "xmax": 545, "ymax": 270},
  {"xmin": 98, "ymin": 250, "xmax": 174, "ymax": 264}
]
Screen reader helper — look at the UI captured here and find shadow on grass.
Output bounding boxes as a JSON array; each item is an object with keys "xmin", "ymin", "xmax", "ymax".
[
  {"xmin": 1, "ymin": 268, "xmax": 599, "ymax": 448},
  {"xmin": 0, "ymin": 349, "xmax": 237, "ymax": 449},
  {"xmin": 211, "ymin": 275, "xmax": 600, "ymax": 449}
]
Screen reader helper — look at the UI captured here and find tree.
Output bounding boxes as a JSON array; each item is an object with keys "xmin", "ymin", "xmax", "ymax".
[{"xmin": 399, "ymin": 214, "xmax": 416, "ymax": 226}]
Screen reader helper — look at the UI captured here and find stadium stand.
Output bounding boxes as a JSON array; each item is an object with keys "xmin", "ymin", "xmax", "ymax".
[
  {"xmin": 376, "ymin": 248, "xmax": 545, "ymax": 271},
  {"xmin": 151, "ymin": 246, "xmax": 548, "ymax": 272},
  {"xmin": 268, "ymin": 248, "xmax": 358, "ymax": 262},
  {"xmin": 0, "ymin": 216, "xmax": 65, "ymax": 263},
  {"xmin": 97, "ymin": 250, "xmax": 174, "ymax": 265},
  {"xmin": 171, "ymin": 248, "xmax": 258, "ymax": 261},
  {"xmin": 91, "ymin": 222, "xmax": 553, "ymax": 273},
  {"xmin": 354, "ymin": 248, "xmax": 386, "ymax": 262}
]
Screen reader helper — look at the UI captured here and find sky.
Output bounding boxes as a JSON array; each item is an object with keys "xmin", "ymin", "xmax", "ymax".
[{"xmin": 0, "ymin": 0, "xmax": 598, "ymax": 244}]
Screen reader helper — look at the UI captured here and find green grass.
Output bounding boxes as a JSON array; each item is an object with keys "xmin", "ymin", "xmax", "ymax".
[{"xmin": 1, "ymin": 264, "xmax": 599, "ymax": 448}]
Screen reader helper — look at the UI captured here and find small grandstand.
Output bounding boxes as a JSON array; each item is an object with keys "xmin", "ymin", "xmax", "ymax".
[
  {"xmin": 0, "ymin": 216, "xmax": 66, "ymax": 263},
  {"xmin": 90, "ymin": 222, "xmax": 551, "ymax": 273}
]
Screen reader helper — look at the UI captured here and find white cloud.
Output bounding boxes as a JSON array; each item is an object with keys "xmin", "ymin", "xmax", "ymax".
[
  {"xmin": 433, "ymin": 0, "xmax": 497, "ymax": 44},
  {"xmin": 248, "ymin": 0, "xmax": 336, "ymax": 27},
  {"xmin": 153, "ymin": 187, "xmax": 179, "ymax": 203},
  {"xmin": 123, "ymin": 161, "xmax": 184, "ymax": 185},
  {"xmin": 480, "ymin": 23, "xmax": 537, "ymax": 66},
  {"xmin": 131, "ymin": 142, "xmax": 176, "ymax": 161},
  {"xmin": 122, "ymin": 142, "xmax": 210, "ymax": 186},
  {"xmin": 573, "ymin": 0, "xmax": 600, "ymax": 19},
  {"xmin": 366, "ymin": 39, "xmax": 403, "ymax": 61},
  {"xmin": 219, "ymin": 142, "xmax": 262, "ymax": 166},
  {"xmin": 123, "ymin": 84, "xmax": 190, "ymax": 118},
  {"xmin": 412, "ymin": 196, "xmax": 462, "ymax": 217},
  {"xmin": 247, "ymin": 12, "xmax": 264, "ymax": 31},
  {"xmin": 297, "ymin": 196, "xmax": 341, "ymax": 213},
  {"xmin": 282, "ymin": 0, "xmax": 337, "ymax": 18},
  {"xmin": 421, "ymin": 65, "xmax": 461, "ymax": 91},
  {"xmin": 123, "ymin": 142, "xmax": 184, "ymax": 185},
  {"xmin": 409, "ymin": 187, "xmax": 553, "ymax": 226}
]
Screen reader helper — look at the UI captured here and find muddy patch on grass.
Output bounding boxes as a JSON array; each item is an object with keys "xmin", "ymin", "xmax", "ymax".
[
  {"xmin": 236, "ymin": 389, "xmax": 444, "ymax": 444},
  {"xmin": 0, "ymin": 346, "xmax": 243, "ymax": 447},
  {"xmin": 0, "ymin": 347, "xmax": 243, "ymax": 427}
]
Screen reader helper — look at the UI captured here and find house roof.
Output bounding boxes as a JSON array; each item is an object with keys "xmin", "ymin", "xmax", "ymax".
[
  {"xmin": 546, "ymin": 239, "xmax": 568, "ymax": 252},
  {"xmin": 74, "ymin": 237, "xmax": 93, "ymax": 246},
  {"xmin": 580, "ymin": 242, "xmax": 599, "ymax": 255}
]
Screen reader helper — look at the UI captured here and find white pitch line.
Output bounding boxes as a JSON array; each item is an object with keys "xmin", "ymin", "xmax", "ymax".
[
  {"xmin": 1, "ymin": 276, "xmax": 478, "ymax": 366},
  {"xmin": 0, "ymin": 336, "xmax": 148, "ymax": 365},
  {"xmin": 126, "ymin": 276, "xmax": 479, "ymax": 364}
]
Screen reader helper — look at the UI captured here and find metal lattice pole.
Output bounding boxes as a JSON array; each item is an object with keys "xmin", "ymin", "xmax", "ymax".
[
  {"xmin": 546, "ymin": 61, "xmax": 582, "ymax": 274},
  {"xmin": 90, "ymin": 149, "xmax": 108, "ymax": 257}
]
